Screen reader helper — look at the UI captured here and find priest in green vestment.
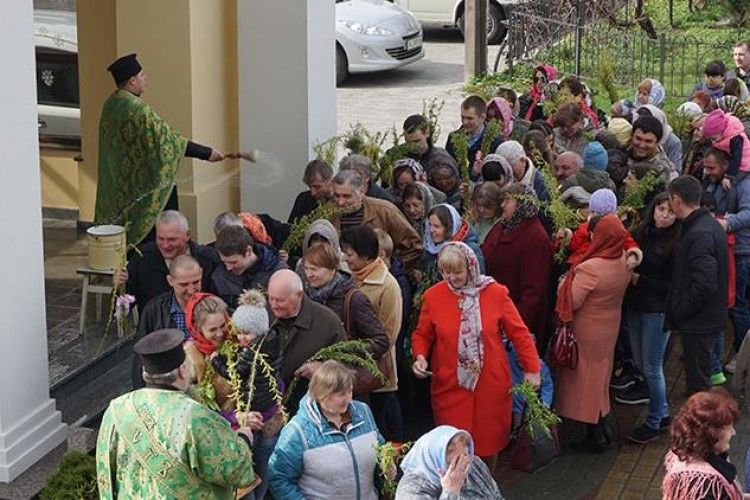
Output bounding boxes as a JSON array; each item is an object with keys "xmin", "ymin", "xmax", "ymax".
[
  {"xmin": 94, "ymin": 53, "xmax": 224, "ymax": 246},
  {"xmin": 96, "ymin": 328, "xmax": 257, "ymax": 499}
]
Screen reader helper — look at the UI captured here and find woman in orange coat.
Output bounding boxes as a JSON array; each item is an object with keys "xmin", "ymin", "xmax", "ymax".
[
  {"xmin": 554, "ymin": 214, "xmax": 632, "ymax": 451},
  {"xmin": 411, "ymin": 241, "xmax": 541, "ymax": 464}
]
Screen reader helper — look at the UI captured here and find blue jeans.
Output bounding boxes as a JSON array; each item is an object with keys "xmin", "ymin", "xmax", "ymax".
[
  {"xmin": 731, "ymin": 256, "xmax": 750, "ymax": 352},
  {"xmin": 626, "ymin": 309, "xmax": 669, "ymax": 430},
  {"xmin": 713, "ymin": 331, "xmax": 724, "ymax": 375},
  {"xmin": 242, "ymin": 432, "xmax": 279, "ymax": 500}
]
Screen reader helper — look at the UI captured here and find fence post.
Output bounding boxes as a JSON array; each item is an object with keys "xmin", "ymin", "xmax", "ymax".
[
  {"xmin": 658, "ymin": 33, "xmax": 666, "ymax": 84},
  {"xmin": 507, "ymin": 10, "xmax": 514, "ymax": 77},
  {"xmin": 574, "ymin": 0, "xmax": 582, "ymax": 75}
]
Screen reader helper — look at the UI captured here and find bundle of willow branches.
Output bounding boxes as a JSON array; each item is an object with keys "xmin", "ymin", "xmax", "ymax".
[{"xmin": 282, "ymin": 202, "xmax": 341, "ymax": 253}]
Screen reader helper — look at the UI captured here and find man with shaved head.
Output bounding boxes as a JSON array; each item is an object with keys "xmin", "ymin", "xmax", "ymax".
[
  {"xmin": 131, "ymin": 255, "xmax": 204, "ymax": 388},
  {"xmin": 268, "ymin": 269, "xmax": 345, "ymax": 414}
]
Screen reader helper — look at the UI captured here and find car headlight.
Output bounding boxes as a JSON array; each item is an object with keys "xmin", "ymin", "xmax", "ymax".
[{"xmin": 337, "ymin": 20, "xmax": 393, "ymax": 36}]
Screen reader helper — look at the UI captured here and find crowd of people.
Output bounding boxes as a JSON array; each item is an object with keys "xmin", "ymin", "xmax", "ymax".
[{"xmin": 96, "ymin": 41, "xmax": 750, "ymax": 499}]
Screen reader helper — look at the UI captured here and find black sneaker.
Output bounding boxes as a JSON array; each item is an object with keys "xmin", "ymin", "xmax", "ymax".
[
  {"xmin": 614, "ymin": 382, "xmax": 650, "ymax": 405},
  {"xmin": 628, "ymin": 424, "xmax": 660, "ymax": 444},
  {"xmin": 610, "ymin": 367, "xmax": 636, "ymax": 390}
]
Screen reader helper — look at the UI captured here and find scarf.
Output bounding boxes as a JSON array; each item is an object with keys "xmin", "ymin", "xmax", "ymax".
[
  {"xmin": 185, "ymin": 292, "xmax": 222, "ymax": 355},
  {"xmin": 635, "ymin": 79, "xmax": 665, "ymax": 109},
  {"xmin": 239, "ymin": 212, "xmax": 272, "ymax": 245},
  {"xmin": 394, "ymin": 158, "xmax": 427, "ymax": 183},
  {"xmin": 302, "ymin": 219, "xmax": 342, "ymax": 255},
  {"xmin": 481, "ymin": 153, "xmax": 514, "ymax": 183},
  {"xmin": 641, "ymin": 104, "xmax": 674, "ymax": 145},
  {"xmin": 351, "ymin": 257, "xmax": 383, "ymax": 285},
  {"xmin": 496, "ymin": 185, "xmax": 539, "ymax": 233},
  {"xmin": 406, "ymin": 182, "xmax": 438, "ymax": 235},
  {"xmin": 400, "ymin": 425, "xmax": 475, "ymax": 485},
  {"xmin": 427, "ymin": 152, "xmax": 461, "ymax": 197},
  {"xmin": 487, "ymin": 98, "xmax": 514, "ymax": 140},
  {"xmin": 555, "ymin": 214, "xmax": 628, "ymax": 323},
  {"xmin": 423, "ymin": 203, "xmax": 463, "ymax": 255},
  {"xmin": 304, "ymin": 270, "xmax": 348, "ymax": 305},
  {"xmin": 439, "ymin": 241, "xmax": 496, "ymax": 391}
]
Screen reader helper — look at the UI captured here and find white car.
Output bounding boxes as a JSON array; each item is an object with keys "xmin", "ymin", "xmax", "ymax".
[
  {"xmin": 34, "ymin": 9, "xmax": 80, "ymax": 146},
  {"xmin": 336, "ymin": 0, "xmax": 425, "ymax": 85},
  {"xmin": 396, "ymin": 0, "xmax": 521, "ymax": 44}
]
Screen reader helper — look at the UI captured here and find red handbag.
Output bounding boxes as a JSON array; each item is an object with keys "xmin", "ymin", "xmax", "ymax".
[{"xmin": 547, "ymin": 321, "xmax": 578, "ymax": 370}]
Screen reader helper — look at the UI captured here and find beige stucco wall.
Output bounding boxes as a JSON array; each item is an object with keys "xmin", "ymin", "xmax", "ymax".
[{"xmin": 39, "ymin": 148, "xmax": 79, "ymax": 210}]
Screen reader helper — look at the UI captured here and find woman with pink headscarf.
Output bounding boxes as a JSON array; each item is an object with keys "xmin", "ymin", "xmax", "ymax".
[
  {"xmin": 486, "ymin": 97, "xmax": 514, "ymax": 141},
  {"xmin": 519, "ymin": 64, "xmax": 558, "ymax": 122}
]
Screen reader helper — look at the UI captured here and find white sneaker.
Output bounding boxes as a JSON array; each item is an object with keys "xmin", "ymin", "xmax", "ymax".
[{"xmin": 725, "ymin": 356, "xmax": 737, "ymax": 375}]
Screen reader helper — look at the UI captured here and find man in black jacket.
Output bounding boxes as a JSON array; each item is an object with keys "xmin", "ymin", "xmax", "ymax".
[
  {"xmin": 445, "ymin": 95, "xmax": 503, "ymax": 182},
  {"xmin": 287, "ymin": 159, "xmax": 334, "ymax": 224},
  {"xmin": 210, "ymin": 225, "xmax": 288, "ymax": 309},
  {"xmin": 666, "ymin": 175, "xmax": 729, "ymax": 394},
  {"xmin": 116, "ymin": 210, "xmax": 219, "ymax": 309},
  {"xmin": 132, "ymin": 254, "xmax": 203, "ymax": 388}
]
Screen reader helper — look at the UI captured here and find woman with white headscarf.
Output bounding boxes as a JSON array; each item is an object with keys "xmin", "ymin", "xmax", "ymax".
[{"xmin": 395, "ymin": 425, "xmax": 504, "ymax": 499}]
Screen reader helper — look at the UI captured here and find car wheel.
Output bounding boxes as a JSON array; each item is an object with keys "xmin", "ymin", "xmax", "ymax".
[
  {"xmin": 336, "ymin": 44, "xmax": 348, "ymax": 86},
  {"xmin": 458, "ymin": 3, "xmax": 507, "ymax": 45}
]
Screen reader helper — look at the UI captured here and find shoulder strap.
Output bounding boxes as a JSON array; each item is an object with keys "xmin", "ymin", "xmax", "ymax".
[{"xmin": 342, "ymin": 289, "xmax": 356, "ymax": 338}]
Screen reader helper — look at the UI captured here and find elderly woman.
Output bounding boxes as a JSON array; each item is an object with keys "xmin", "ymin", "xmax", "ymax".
[
  {"xmin": 411, "ymin": 242, "xmax": 540, "ymax": 465},
  {"xmin": 481, "ymin": 183, "xmax": 551, "ymax": 339},
  {"xmin": 297, "ymin": 218, "xmax": 348, "ymax": 272},
  {"xmin": 268, "ymin": 360, "xmax": 383, "ymax": 500},
  {"xmin": 396, "ymin": 426, "xmax": 504, "ymax": 500},
  {"xmin": 470, "ymin": 182, "xmax": 503, "ymax": 243},
  {"xmin": 426, "ymin": 151, "xmax": 464, "ymax": 213},
  {"xmin": 391, "ymin": 158, "xmax": 446, "ymax": 205},
  {"xmin": 302, "ymin": 242, "xmax": 390, "ymax": 390},
  {"xmin": 340, "ymin": 225, "xmax": 404, "ymax": 441},
  {"xmin": 424, "ymin": 203, "xmax": 484, "ymax": 279},
  {"xmin": 554, "ymin": 214, "xmax": 632, "ymax": 451},
  {"xmin": 663, "ymin": 389, "xmax": 743, "ymax": 500},
  {"xmin": 401, "ymin": 182, "xmax": 438, "ymax": 238}
]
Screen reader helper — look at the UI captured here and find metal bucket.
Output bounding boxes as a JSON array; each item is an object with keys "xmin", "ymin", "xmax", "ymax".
[{"xmin": 86, "ymin": 225, "xmax": 125, "ymax": 270}]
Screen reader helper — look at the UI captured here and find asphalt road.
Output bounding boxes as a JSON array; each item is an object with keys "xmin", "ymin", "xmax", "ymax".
[{"xmin": 336, "ymin": 25, "xmax": 506, "ymax": 145}]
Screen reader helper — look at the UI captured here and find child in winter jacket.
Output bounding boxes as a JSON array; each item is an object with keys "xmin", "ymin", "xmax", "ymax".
[{"xmin": 701, "ymin": 109, "xmax": 750, "ymax": 189}]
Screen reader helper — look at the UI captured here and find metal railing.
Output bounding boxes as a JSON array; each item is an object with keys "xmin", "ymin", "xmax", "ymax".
[{"xmin": 502, "ymin": 5, "xmax": 743, "ymax": 99}]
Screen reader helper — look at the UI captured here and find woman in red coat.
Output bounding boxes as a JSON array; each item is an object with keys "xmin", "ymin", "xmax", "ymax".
[
  {"xmin": 411, "ymin": 241, "xmax": 541, "ymax": 465},
  {"xmin": 481, "ymin": 183, "xmax": 552, "ymax": 338}
]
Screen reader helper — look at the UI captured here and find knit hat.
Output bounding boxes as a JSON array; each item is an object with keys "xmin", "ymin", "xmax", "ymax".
[
  {"xmin": 588, "ymin": 188, "xmax": 618, "ymax": 215},
  {"xmin": 231, "ymin": 289, "xmax": 269, "ymax": 337},
  {"xmin": 607, "ymin": 118, "xmax": 633, "ymax": 148},
  {"xmin": 701, "ymin": 109, "xmax": 729, "ymax": 137},
  {"xmin": 582, "ymin": 141, "xmax": 609, "ymax": 171}
]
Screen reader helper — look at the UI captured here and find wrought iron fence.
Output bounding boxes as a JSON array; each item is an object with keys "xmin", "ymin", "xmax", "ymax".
[{"xmin": 503, "ymin": 5, "xmax": 743, "ymax": 99}]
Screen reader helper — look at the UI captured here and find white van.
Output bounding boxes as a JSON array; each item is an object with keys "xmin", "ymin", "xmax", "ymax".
[
  {"xmin": 395, "ymin": 0, "xmax": 522, "ymax": 44},
  {"xmin": 34, "ymin": 9, "xmax": 80, "ymax": 146}
]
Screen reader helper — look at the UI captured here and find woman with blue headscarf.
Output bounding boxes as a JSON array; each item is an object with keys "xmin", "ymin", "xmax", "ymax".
[
  {"xmin": 395, "ymin": 425, "xmax": 504, "ymax": 499},
  {"xmin": 422, "ymin": 203, "xmax": 484, "ymax": 281}
]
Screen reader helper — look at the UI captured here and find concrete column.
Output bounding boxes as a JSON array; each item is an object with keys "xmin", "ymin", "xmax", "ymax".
[
  {"xmin": 238, "ymin": 0, "xmax": 337, "ymax": 220},
  {"xmin": 0, "ymin": 0, "xmax": 67, "ymax": 482},
  {"xmin": 464, "ymin": 0, "xmax": 488, "ymax": 80}
]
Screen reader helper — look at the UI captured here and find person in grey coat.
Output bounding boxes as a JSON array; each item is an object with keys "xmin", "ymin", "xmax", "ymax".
[{"xmin": 395, "ymin": 426, "xmax": 504, "ymax": 500}]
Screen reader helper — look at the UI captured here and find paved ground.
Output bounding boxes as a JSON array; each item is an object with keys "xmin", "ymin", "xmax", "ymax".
[{"xmin": 336, "ymin": 25, "xmax": 505, "ymax": 144}]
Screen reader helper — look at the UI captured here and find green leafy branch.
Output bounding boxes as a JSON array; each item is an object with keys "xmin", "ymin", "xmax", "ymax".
[
  {"xmin": 375, "ymin": 441, "xmax": 413, "ymax": 496},
  {"xmin": 282, "ymin": 202, "xmax": 341, "ymax": 253},
  {"xmin": 282, "ymin": 339, "xmax": 386, "ymax": 405},
  {"xmin": 509, "ymin": 381, "xmax": 560, "ymax": 440}
]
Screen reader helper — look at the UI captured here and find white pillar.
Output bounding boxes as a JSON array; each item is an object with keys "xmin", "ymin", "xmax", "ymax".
[
  {"xmin": 238, "ymin": 0, "xmax": 337, "ymax": 219},
  {"xmin": 0, "ymin": 1, "xmax": 67, "ymax": 482}
]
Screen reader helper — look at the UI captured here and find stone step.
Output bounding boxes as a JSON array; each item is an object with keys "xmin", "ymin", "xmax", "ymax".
[{"xmin": 50, "ymin": 335, "xmax": 134, "ymax": 426}]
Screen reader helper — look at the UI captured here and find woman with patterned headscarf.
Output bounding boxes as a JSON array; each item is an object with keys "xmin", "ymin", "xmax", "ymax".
[
  {"xmin": 482, "ymin": 183, "xmax": 551, "ymax": 338},
  {"xmin": 391, "ymin": 158, "xmax": 447, "ymax": 205},
  {"xmin": 411, "ymin": 241, "xmax": 541, "ymax": 468}
]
